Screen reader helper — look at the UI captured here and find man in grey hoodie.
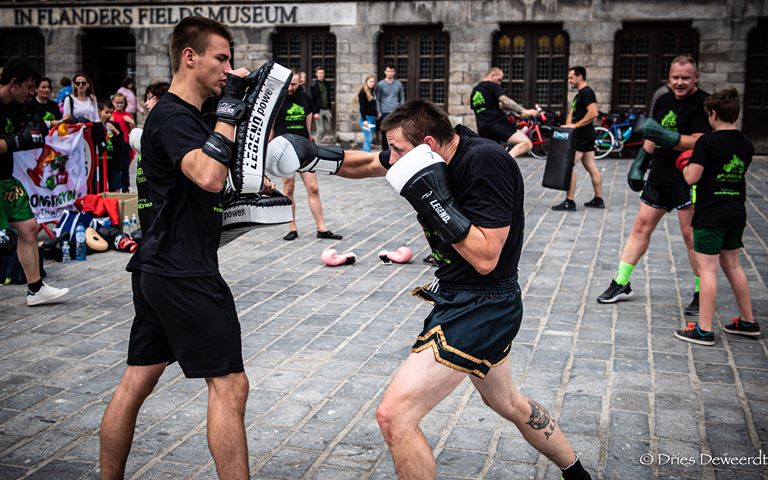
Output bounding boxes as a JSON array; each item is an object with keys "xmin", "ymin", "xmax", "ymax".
[{"xmin": 375, "ymin": 64, "xmax": 405, "ymax": 150}]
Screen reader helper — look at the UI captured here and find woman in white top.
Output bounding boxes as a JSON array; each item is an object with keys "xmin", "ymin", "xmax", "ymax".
[{"xmin": 61, "ymin": 72, "xmax": 99, "ymax": 123}]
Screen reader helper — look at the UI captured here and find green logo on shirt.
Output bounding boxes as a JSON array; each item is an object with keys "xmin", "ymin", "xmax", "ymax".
[
  {"xmin": 472, "ymin": 91, "xmax": 485, "ymax": 108},
  {"xmin": 4, "ymin": 118, "xmax": 13, "ymax": 134},
  {"xmin": 285, "ymin": 103, "xmax": 306, "ymax": 122},
  {"xmin": 722, "ymin": 154, "xmax": 745, "ymax": 174},
  {"xmin": 661, "ymin": 110, "xmax": 678, "ymax": 130}
]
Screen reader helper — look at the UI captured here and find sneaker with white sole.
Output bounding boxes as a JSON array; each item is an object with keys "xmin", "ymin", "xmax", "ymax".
[
  {"xmin": 722, "ymin": 317, "xmax": 761, "ymax": 337},
  {"xmin": 597, "ymin": 280, "xmax": 633, "ymax": 303},
  {"xmin": 27, "ymin": 283, "xmax": 70, "ymax": 306},
  {"xmin": 674, "ymin": 321, "xmax": 715, "ymax": 346}
]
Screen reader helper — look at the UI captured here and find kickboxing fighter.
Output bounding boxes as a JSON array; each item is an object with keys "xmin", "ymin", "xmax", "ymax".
[
  {"xmin": 0, "ymin": 59, "xmax": 70, "ymax": 306},
  {"xmin": 99, "ymin": 17, "xmax": 270, "ymax": 479},
  {"xmin": 470, "ymin": 67, "xmax": 538, "ymax": 158},
  {"xmin": 598, "ymin": 55, "xmax": 710, "ymax": 313},
  {"xmin": 265, "ymin": 100, "xmax": 592, "ymax": 480}
]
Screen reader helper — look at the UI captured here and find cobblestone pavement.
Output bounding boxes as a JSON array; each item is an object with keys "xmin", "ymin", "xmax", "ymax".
[{"xmin": 0, "ymin": 155, "xmax": 766, "ymax": 480}]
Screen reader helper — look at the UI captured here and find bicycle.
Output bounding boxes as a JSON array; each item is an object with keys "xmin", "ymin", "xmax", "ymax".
[
  {"xmin": 503, "ymin": 105, "xmax": 560, "ymax": 159},
  {"xmin": 593, "ymin": 111, "xmax": 645, "ymax": 159}
]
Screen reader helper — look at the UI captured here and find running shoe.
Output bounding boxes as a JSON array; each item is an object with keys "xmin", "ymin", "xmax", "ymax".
[
  {"xmin": 597, "ymin": 280, "xmax": 633, "ymax": 303},
  {"xmin": 674, "ymin": 322, "xmax": 715, "ymax": 346},
  {"xmin": 584, "ymin": 197, "xmax": 605, "ymax": 209},
  {"xmin": 551, "ymin": 199, "xmax": 576, "ymax": 211},
  {"xmin": 684, "ymin": 292, "xmax": 699, "ymax": 316},
  {"xmin": 722, "ymin": 317, "xmax": 761, "ymax": 337},
  {"xmin": 27, "ymin": 283, "xmax": 70, "ymax": 306}
]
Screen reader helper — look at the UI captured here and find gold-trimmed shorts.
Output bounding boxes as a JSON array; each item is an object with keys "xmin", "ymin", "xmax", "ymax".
[{"xmin": 411, "ymin": 276, "xmax": 522, "ymax": 379}]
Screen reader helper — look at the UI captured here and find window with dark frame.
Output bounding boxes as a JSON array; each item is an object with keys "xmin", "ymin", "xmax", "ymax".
[
  {"xmin": 612, "ymin": 23, "xmax": 699, "ymax": 112},
  {"xmin": 0, "ymin": 28, "xmax": 45, "ymax": 76},
  {"xmin": 492, "ymin": 25, "xmax": 569, "ymax": 113},
  {"xmin": 273, "ymin": 27, "xmax": 336, "ymax": 104},
  {"xmin": 744, "ymin": 21, "xmax": 768, "ymax": 145},
  {"xmin": 378, "ymin": 26, "xmax": 449, "ymax": 108}
]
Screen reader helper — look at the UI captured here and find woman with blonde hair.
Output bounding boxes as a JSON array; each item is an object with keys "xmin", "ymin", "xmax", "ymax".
[{"xmin": 357, "ymin": 74, "xmax": 378, "ymax": 151}]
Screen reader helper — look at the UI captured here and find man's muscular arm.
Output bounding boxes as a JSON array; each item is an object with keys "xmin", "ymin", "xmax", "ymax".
[
  {"xmin": 498, "ymin": 95, "xmax": 524, "ymax": 115},
  {"xmin": 454, "ymin": 225, "xmax": 510, "ymax": 275},
  {"xmin": 336, "ymin": 150, "xmax": 387, "ymax": 179}
]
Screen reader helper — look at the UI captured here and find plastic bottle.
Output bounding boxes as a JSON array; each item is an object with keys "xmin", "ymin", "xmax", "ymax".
[
  {"xmin": 61, "ymin": 241, "xmax": 71, "ymax": 264},
  {"xmin": 130, "ymin": 214, "xmax": 138, "ymax": 233},
  {"xmin": 123, "ymin": 215, "xmax": 130, "ymax": 234},
  {"xmin": 75, "ymin": 224, "xmax": 87, "ymax": 261}
]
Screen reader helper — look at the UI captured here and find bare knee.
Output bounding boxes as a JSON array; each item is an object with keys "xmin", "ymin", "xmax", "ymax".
[
  {"xmin": 630, "ymin": 216, "xmax": 655, "ymax": 238},
  {"xmin": 207, "ymin": 373, "xmax": 249, "ymax": 410},
  {"xmin": 305, "ymin": 183, "xmax": 320, "ymax": 197},
  {"xmin": 376, "ymin": 399, "xmax": 410, "ymax": 443},
  {"xmin": 13, "ymin": 220, "xmax": 38, "ymax": 243},
  {"xmin": 119, "ymin": 367, "xmax": 162, "ymax": 401}
]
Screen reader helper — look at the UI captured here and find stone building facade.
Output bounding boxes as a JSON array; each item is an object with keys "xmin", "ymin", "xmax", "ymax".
[{"xmin": 0, "ymin": 0, "xmax": 765, "ymax": 149}]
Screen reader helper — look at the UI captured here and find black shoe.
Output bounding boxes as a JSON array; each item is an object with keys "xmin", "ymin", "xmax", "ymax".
[
  {"xmin": 722, "ymin": 317, "xmax": 761, "ymax": 337},
  {"xmin": 551, "ymin": 199, "xmax": 576, "ymax": 211},
  {"xmin": 685, "ymin": 292, "xmax": 699, "ymax": 316},
  {"xmin": 283, "ymin": 230, "xmax": 298, "ymax": 241},
  {"xmin": 317, "ymin": 230, "xmax": 342, "ymax": 240},
  {"xmin": 674, "ymin": 322, "xmax": 715, "ymax": 346},
  {"xmin": 584, "ymin": 197, "xmax": 605, "ymax": 209},
  {"xmin": 422, "ymin": 255, "xmax": 438, "ymax": 267},
  {"xmin": 597, "ymin": 280, "xmax": 633, "ymax": 303}
]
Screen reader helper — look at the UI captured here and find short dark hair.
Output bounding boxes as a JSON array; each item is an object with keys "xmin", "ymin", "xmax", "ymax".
[
  {"xmin": 97, "ymin": 98, "xmax": 114, "ymax": 111},
  {"xmin": 704, "ymin": 87, "xmax": 740, "ymax": 123},
  {"xmin": 380, "ymin": 100, "xmax": 454, "ymax": 147},
  {"xmin": 143, "ymin": 81, "xmax": 170, "ymax": 102},
  {"xmin": 121, "ymin": 77, "xmax": 133, "ymax": 88},
  {"xmin": 0, "ymin": 58, "xmax": 40, "ymax": 86},
  {"xmin": 38, "ymin": 77, "xmax": 52, "ymax": 88},
  {"xmin": 569, "ymin": 66, "xmax": 587, "ymax": 80},
  {"xmin": 60, "ymin": 76, "xmax": 71, "ymax": 87},
  {"xmin": 384, "ymin": 64, "xmax": 396, "ymax": 71},
  {"xmin": 170, "ymin": 16, "xmax": 233, "ymax": 73},
  {"xmin": 314, "ymin": 65, "xmax": 325, "ymax": 73}
]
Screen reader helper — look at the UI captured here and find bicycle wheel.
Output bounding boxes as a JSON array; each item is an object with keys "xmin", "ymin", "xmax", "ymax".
[
  {"xmin": 594, "ymin": 127, "xmax": 614, "ymax": 159},
  {"xmin": 529, "ymin": 125, "xmax": 552, "ymax": 159}
]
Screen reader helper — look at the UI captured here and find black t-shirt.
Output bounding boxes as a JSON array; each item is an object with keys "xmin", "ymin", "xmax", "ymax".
[
  {"xmin": 0, "ymin": 100, "xmax": 23, "ymax": 180},
  {"xmin": 470, "ymin": 81, "xmax": 507, "ymax": 129},
  {"xmin": 690, "ymin": 130, "xmax": 753, "ymax": 229},
  {"xmin": 572, "ymin": 85, "xmax": 596, "ymax": 130},
  {"xmin": 126, "ymin": 93, "xmax": 223, "ymax": 277},
  {"xmin": 383, "ymin": 126, "xmax": 524, "ymax": 285},
  {"xmin": 647, "ymin": 89, "xmax": 711, "ymax": 187},
  {"xmin": 23, "ymin": 98, "xmax": 61, "ymax": 123},
  {"xmin": 274, "ymin": 90, "xmax": 311, "ymax": 138}
]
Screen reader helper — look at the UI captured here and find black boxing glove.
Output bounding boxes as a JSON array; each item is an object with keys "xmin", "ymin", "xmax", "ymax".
[
  {"xmin": 386, "ymin": 145, "xmax": 471, "ymax": 244},
  {"xmin": 3, "ymin": 123, "xmax": 44, "ymax": 152},
  {"xmin": 215, "ymin": 73, "xmax": 247, "ymax": 125}
]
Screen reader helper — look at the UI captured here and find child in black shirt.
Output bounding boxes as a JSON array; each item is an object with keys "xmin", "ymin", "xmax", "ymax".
[
  {"xmin": 96, "ymin": 99, "xmax": 129, "ymax": 192},
  {"xmin": 674, "ymin": 87, "xmax": 760, "ymax": 345}
]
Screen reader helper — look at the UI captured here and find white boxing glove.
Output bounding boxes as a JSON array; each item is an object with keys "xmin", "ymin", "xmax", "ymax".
[
  {"xmin": 266, "ymin": 134, "xmax": 344, "ymax": 178},
  {"xmin": 129, "ymin": 128, "xmax": 143, "ymax": 154}
]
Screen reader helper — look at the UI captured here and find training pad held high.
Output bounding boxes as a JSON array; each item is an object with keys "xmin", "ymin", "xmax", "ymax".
[
  {"xmin": 542, "ymin": 127, "xmax": 576, "ymax": 191},
  {"xmin": 232, "ymin": 61, "xmax": 292, "ymax": 194}
]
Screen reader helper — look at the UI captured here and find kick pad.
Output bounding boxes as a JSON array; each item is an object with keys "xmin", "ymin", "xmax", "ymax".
[
  {"xmin": 220, "ymin": 190, "xmax": 293, "ymax": 247},
  {"xmin": 542, "ymin": 127, "xmax": 576, "ymax": 191}
]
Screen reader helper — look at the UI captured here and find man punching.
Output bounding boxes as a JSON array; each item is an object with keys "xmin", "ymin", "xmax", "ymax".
[
  {"xmin": 598, "ymin": 55, "xmax": 710, "ymax": 312},
  {"xmin": 99, "ymin": 17, "xmax": 264, "ymax": 479},
  {"xmin": 265, "ymin": 101, "xmax": 592, "ymax": 480}
]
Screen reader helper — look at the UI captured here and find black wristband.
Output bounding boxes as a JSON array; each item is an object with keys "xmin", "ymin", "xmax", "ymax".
[
  {"xmin": 216, "ymin": 98, "xmax": 246, "ymax": 125},
  {"xmin": 378, "ymin": 149, "xmax": 391, "ymax": 170},
  {"xmin": 203, "ymin": 131, "xmax": 235, "ymax": 166}
]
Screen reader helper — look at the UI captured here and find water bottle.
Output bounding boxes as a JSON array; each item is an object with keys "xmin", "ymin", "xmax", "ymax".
[
  {"xmin": 123, "ymin": 215, "xmax": 130, "ymax": 234},
  {"xmin": 61, "ymin": 241, "xmax": 71, "ymax": 264},
  {"xmin": 130, "ymin": 214, "xmax": 138, "ymax": 233},
  {"xmin": 75, "ymin": 224, "xmax": 87, "ymax": 261}
]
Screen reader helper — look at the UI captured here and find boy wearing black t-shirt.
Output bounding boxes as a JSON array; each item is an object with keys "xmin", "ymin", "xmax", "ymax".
[
  {"xmin": 95, "ymin": 99, "xmax": 128, "ymax": 192},
  {"xmin": 100, "ymin": 17, "xmax": 252, "ymax": 478},
  {"xmin": 674, "ymin": 87, "xmax": 759, "ymax": 345},
  {"xmin": 552, "ymin": 66, "xmax": 604, "ymax": 211}
]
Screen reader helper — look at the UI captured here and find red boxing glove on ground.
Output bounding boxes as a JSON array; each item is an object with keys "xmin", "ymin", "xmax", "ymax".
[
  {"xmin": 676, "ymin": 150, "xmax": 693, "ymax": 171},
  {"xmin": 321, "ymin": 249, "xmax": 356, "ymax": 266},
  {"xmin": 379, "ymin": 247, "xmax": 413, "ymax": 264}
]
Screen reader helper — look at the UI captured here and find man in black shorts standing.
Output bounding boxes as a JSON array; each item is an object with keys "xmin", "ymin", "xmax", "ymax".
[
  {"xmin": 100, "ymin": 17, "xmax": 251, "ymax": 479},
  {"xmin": 598, "ymin": 55, "xmax": 710, "ymax": 313},
  {"xmin": 471, "ymin": 67, "xmax": 539, "ymax": 158},
  {"xmin": 1, "ymin": 59, "xmax": 70, "ymax": 306},
  {"xmin": 552, "ymin": 66, "xmax": 604, "ymax": 211},
  {"xmin": 267, "ymin": 101, "xmax": 592, "ymax": 479}
]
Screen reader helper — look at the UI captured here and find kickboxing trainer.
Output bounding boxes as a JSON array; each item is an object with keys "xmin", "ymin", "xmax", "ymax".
[
  {"xmin": 470, "ymin": 67, "xmax": 538, "ymax": 158},
  {"xmin": 0, "ymin": 59, "xmax": 70, "ymax": 306},
  {"xmin": 265, "ymin": 100, "xmax": 592, "ymax": 480},
  {"xmin": 99, "ymin": 17, "xmax": 267, "ymax": 479},
  {"xmin": 598, "ymin": 55, "xmax": 710, "ymax": 312}
]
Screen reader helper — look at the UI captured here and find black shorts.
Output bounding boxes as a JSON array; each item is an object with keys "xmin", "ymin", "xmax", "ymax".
[
  {"xmin": 640, "ymin": 182, "xmax": 692, "ymax": 212},
  {"xmin": 411, "ymin": 277, "xmax": 522, "ymax": 379},
  {"xmin": 478, "ymin": 121, "xmax": 517, "ymax": 143},
  {"xmin": 128, "ymin": 271, "xmax": 243, "ymax": 378},
  {"xmin": 573, "ymin": 126, "xmax": 595, "ymax": 152}
]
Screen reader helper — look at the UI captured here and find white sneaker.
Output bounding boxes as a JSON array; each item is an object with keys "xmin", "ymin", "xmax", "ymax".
[{"xmin": 27, "ymin": 283, "xmax": 70, "ymax": 306}]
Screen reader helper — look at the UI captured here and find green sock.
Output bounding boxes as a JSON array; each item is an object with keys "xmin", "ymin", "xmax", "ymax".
[
  {"xmin": 614, "ymin": 261, "xmax": 635, "ymax": 286},
  {"xmin": 695, "ymin": 276, "xmax": 700, "ymax": 293}
]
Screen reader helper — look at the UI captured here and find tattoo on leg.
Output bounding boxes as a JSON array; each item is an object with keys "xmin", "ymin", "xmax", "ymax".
[{"xmin": 526, "ymin": 400, "xmax": 556, "ymax": 439}]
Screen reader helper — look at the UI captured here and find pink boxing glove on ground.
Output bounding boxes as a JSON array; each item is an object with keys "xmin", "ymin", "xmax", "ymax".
[
  {"xmin": 321, "ymin": 249, "xmax": 356, "ymax": 266},
  {"xmin": 378, "ymin": 247, "xmax": 413, "ymax": 264}
]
